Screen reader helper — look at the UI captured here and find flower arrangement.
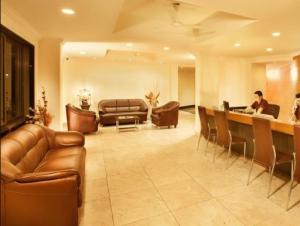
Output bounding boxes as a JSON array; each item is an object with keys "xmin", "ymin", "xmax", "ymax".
[
  {"xmin": 78, "ymin": 89, "xmax": 91, "ymax": 110},
  {"xmin": 26, "ymin": 87, "xmax": 53, "ymax": 126},
  {"xmin": 145, "ymin": 91, "xmax": 160, "ymax": 107}
]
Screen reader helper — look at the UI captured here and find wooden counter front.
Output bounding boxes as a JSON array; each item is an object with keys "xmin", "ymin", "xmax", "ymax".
[{"xmin": 205, "ymin": 108, "xmax": 294, "ymax": 135}]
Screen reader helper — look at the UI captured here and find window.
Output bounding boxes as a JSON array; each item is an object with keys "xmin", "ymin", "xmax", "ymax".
[{"xmin": 0, "ymin": 25, "xmax": 34, "ymax": 135}]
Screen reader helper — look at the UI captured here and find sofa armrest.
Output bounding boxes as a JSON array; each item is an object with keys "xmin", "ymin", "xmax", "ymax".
[
  {"xmin": 45, "ymin": 128, "xmax": 85, "ymax": 149},
  {"xmin": 152, "ymin": 107, "xmax": 163, "ymax": 114},
  {"xmin": 54, "ymin": 131, "xmax": 84, "ymax": 148},
  {"xmin": 16, "ymin": 170, "xmax": 80, "ymax": 184},
  {"xmin": 3, "ymin": 174, "xmax": 80, "ymax": 226}
]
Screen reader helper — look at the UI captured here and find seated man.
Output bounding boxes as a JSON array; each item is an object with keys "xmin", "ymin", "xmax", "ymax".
[
  {"xmin": 250, "ymin": 90, "xmax": 270, "ymax": 115},
  {"xmin": 291, "ymin": 93, "xmax": 300, "ymax": 122}
]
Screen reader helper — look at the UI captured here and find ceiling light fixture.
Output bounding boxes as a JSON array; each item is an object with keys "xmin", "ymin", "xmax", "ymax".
[
  {"xmin": 80, "ymin": 51, "xmax": 86, "ymax": 55},
  {"xmin": 61, "ymin": 8, "xmax": 75, "ymax": 15},
  {"xmin": 266, "ymin": 48, "xmax": 273, "ymax": 52},
  {"xmin": 163, "ymin": 46, "xmax": 170, "ymax": 51},
  {"xmin": 234, "ymin": 43, "xmax": 241, "ymax": 47},
  {"xmin": 272, "ymin": 32, "xmax": 281, "ymax": 37},
  {"xmin": 126, "ymin": 43, "xmax": 133, "ymax": 47}
]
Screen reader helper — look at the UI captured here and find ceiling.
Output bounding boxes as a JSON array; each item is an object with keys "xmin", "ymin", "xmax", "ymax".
[{"xmin": 3, "ymin": 0, "xmax": 300, "ymax": 61}]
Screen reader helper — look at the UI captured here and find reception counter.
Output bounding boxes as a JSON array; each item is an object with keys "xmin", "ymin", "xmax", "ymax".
[
  {"xmin": 205, "ymin": 108, "xmax": 295, "ymax": 173},
  {"xmin": 205, "ymin": 108, "xmax": 294, "ymax": 135}
]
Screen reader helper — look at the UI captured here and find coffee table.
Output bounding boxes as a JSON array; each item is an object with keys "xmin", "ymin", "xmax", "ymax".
[{"xmin": 116, "ymin": 115, "xmax": 139, "ymax": 132}]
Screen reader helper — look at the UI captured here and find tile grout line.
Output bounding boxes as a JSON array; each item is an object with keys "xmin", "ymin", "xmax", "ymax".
[
  {"xmin": 191, "ymin": 142, "xmax": 287, "ymax": 226},
  {"xmin": 102, "ymin": 150, "xmax": 116, "ymax": 226},
  {"xmin": 182, "ymin": 146, "xmax": 247, "ymax": 226},
  {"xmin": 141, "ymin": 165, "xmax": 181, "ymax": 226}
]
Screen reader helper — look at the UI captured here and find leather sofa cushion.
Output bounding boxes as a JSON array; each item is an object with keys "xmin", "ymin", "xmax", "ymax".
[
  {"xmin": 105, "ymin": 107, "xmax": 117, "ymax": 113},
  {"xmin": 101, "ymin": 111, "xmax": 147, "ymax": 118},
  {"xmin": 129, "ymin": 99, "xmax": 147, "ymax": 111},
  {"xmin": 117, "ymin": 99, "xmax": 130, "ymax": 107},
  {"xmin": 1, "ymin": 124, "xmax": 49, "ymax": 174},
  {"xmin": 43, "ymin": 147, "xmax": 83, "ymax": 160},
  {"xmin": 117, "ymin": 106, "xmax": 130, "ymax": 112},
  {"xmin": 129, "ymin": 106, "xmax": 140, "ymax": 111},
  {"xmin": 103, "ymin": 100, "xmax": 117, "ymax": 107},
  {"xmin": 35, "ymin": 147, "xmax": 85, "ymax": 174}
]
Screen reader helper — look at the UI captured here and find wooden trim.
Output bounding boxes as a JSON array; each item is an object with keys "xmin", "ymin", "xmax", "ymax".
[{"xmin": 206, "ymin": 108, "xmax": 294, "ymax": 135}]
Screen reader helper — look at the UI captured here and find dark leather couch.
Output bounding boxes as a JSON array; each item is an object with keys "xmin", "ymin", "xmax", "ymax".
[
  {"xmin": 66, "ymin": 104, "xmax": 99, "ymax": 133},
  {"xmin": 98, "ymin": 99, "xmax": 148, "ymax": 125},
  {"xmin": 151, "ymin": 101, "xmax": 180, "ymax": 128},
  {"xmin": 1, "ymin": 124, "xmax": 86, "ymax": 226}
]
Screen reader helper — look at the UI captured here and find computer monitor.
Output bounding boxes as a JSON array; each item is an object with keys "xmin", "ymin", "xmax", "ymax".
[{"xmin": 223, "ymin": 100, "xmax": 230, "ymax": 111}]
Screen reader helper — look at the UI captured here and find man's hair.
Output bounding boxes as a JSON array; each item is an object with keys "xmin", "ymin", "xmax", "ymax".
[
  {"xmin": 254, "ymin": 90, "xmax": 263, "ymax": 97},
  {"xmin": 296, "ymin": 93, "xmax": 300, "ymax": 98}
]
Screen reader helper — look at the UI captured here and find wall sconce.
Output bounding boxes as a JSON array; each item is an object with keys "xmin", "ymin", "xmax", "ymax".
[{"xmin": 78, "ymin": 88, "xmax": 91, "ymax": 110}]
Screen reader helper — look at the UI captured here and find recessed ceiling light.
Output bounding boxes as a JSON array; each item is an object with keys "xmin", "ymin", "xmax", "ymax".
[
  {"xmin": 272, "ymin": 32, "xmax": 281, "ymax": 37},
  {"xmin": 234, "ymin": 43, "xmax": 241, "ymax": 47},
  {"xmin": 163, "ymin": 46, "xmax": 170, "ymax": 51},
  {"xmin": 80, "ymin": 51, "xmax": 86, "ymax": 55},
  {"xmin": 126, "ymin": 43, "xmax": 133, "ymax": 47},
  {"xmin": 61, "ymin": 8, "xmax": 75, "ymax": 15},
  {"xmin": 266, "ymin": 48, "xmax": 273, "ymax": 52}
]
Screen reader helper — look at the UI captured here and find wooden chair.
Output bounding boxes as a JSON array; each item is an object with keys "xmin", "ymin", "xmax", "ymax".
[
  {"xmin": 247, "ymin": 117, "xmax": 294, "ymax": 198},
  {"xmin": 286, "ymin": 125, "xmax": 299, "ymax": 209},
  {"xmin": 196, "ymin": 106, "xmax": 217, "ymax": 153},
  {"xmin": 213, "ymin": 110, "xmax": 247, "ymax": 167}
]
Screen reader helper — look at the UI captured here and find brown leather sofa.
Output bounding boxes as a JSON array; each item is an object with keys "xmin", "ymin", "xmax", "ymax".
[
  {"xmin": 151, "ymin": 101, "xmax": 180, "ymax": 128},
  {"xmin": 98, "ymin": 99, "xmax": 148, "ymax": 125},
  {"xmin": 1, "ymin": 124, "xmax": 86, "ymax": 226},
  {"xmin": 66, "ymin": 104, "xmax": 99, "ymax": 133}
]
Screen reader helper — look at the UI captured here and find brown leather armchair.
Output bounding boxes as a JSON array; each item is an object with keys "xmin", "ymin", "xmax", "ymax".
[
  {"xmin": 66, "ymin": 104, "xmax": 99, "ymax": 134},
  {"xmin": 1, "ymin": 124, "xmax": 86, "ymax": 226},
  {"xmin": 151, "ymin": 101, "xmax": 180, "ymax": 128}
]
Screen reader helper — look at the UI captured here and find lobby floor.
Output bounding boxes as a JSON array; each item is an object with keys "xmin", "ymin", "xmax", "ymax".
[{"xmin": 79, "ymin": 111, "xmax": 300, "ymax": 226}]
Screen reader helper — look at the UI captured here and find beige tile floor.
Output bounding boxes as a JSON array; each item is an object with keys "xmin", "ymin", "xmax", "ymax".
[{"xmin": 79, "ymin": 111, "xmax": 300, "ymax": 226}]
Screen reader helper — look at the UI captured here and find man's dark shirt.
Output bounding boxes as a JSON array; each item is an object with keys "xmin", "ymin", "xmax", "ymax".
[{"xmin": 251, "ymin": 98, "xmax": 269, "ymax": 114}]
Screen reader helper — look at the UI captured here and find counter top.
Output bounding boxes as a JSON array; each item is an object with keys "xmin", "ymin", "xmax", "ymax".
[{"xmin": 206, "ymin": 108, "xmax": 294, "ymax": 135}]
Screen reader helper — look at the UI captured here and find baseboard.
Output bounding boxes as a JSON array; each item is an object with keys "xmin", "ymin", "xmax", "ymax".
[{"xmin": 179, "ymin": 105, "xmax": 195, "ymax": 109}]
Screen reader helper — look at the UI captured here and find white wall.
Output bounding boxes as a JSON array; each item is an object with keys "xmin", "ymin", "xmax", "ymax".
[
  {"xmin": 38, "ymin": 38, "xmax": 62, "ymax": 129},
  {"xmin": 178, "ymin": 67, "xmax": 195, "ymax": 106},
  {"xmin": 197, "ymin": 55, "xmax": 251, "ymax": 108},
  {"xmin": 61, "ymin": 58, "xmax": 177, "ymax": 124},
  {"xmin": 251, "ymin": 63, "xmax": 267, "ymax": 95}
]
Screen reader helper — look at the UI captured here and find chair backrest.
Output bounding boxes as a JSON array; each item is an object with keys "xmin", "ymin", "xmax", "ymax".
[
  {"xmin": 223, "ymin": 101, "xmax": 230, "ymax": 111},
  {"xmin": 252, "ymin": 117, "xmax": 274, "ymax": 168},
  {"xmin": 294, "ymin": 125, "xmax": 300, "ymax": 182},
  {"xmin": 198, "ymin": 106, "xmax": 210, "ymax": 139},
  {"xmin": 213, "ymin": 110, "xmax": 230, "ymax": 147},
  {"xmin": 295, "ymin": 106, "xmax": 300, "ymax": 120},
  {"xmin": 268, "ymin": 104, "xmax": 280, "ymax": 119},
  {"xmin": 162, "ymin": 101, "xmax": 180, "ymax": 109}
]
